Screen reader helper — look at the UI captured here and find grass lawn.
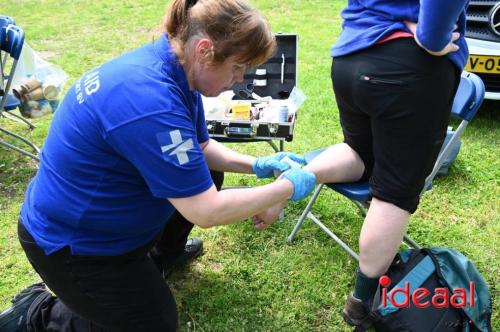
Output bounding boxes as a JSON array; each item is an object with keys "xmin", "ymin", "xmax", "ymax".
[{"xmin": 1, "ymin": 1, "xmax": 498, "ymax": 331}]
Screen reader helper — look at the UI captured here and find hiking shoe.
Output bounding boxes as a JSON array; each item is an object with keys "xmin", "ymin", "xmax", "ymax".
[
  {"xmin": 0, "ymin": 283, "xmax": 52, "ymax": 332},
  {"xmin": 342, "ymin": 293, "xmax": 370, "ymax": 326},
  {"xmin": 151, "ymin": 237, "xmax": 204, "ymax": 278}
]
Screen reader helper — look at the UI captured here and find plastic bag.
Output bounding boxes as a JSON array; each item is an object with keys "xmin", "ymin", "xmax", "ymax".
[{"xmin": 11, "ymin": 42, "xmax": 68, "ymax": 118}]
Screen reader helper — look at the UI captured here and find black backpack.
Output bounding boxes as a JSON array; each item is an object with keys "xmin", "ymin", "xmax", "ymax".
[{"xmin": 355, "ymin": 248, "xmax": 492, "ymax": 332}]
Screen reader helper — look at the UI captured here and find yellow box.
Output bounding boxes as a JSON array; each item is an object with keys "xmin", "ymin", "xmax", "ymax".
[{"xmin": 231, "ymin": 103, "xmax": 251, "ymax": 120}]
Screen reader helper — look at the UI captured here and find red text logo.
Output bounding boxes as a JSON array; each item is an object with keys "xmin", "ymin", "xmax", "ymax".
[{"xmin": 379, "ymin": 275, "xmax": 475, "ymax": 309}]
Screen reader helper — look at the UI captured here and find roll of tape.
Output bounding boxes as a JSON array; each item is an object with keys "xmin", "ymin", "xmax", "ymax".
[{"xmin": 253, "ymin": 79, "xmax": 267, "ymax": 87}]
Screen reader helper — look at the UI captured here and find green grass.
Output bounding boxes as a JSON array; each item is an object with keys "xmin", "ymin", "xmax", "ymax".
[{"xmin": 1, "ymin": 1, "xmax": 499, "ymax": 331}]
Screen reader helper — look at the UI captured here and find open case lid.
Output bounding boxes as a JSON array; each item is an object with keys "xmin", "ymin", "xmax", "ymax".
[{"xmin": 231, "ymin": 33, "xmax": 298, "ymax": 100}]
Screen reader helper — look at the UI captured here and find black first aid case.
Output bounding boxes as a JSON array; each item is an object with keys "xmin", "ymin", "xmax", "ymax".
[{"xmin": 203, "ymin": 33, "xmax": 304, "ymax": 145}]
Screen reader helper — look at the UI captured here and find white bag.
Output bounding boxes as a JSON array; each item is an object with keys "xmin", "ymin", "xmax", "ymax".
[
  {"xmin": 11, "ymin": 42, "xmax": 69, "ymax": 117},
  {"xmin": 11, "ymin": 42, "xmax": 68, "ymax": 100}
]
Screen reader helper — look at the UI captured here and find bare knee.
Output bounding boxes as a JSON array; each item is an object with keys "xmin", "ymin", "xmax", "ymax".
[
  {"xmin": 358, "ymin": 199, "xmax": 410, "ymax": 277},
  {"xmin": 358, "ymin": 234, "xmax": 389, "ymax": 277}
]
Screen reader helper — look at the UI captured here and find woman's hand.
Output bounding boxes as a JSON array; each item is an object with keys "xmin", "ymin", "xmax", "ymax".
[
  {"xmin": 252, "ymin": 201, "xmax": 287, "ymax": 231},
  {"xmin": 404, "ymin": 21, "xmax": 460, "ymax": 56},
  {"xmin": 252, "ymin": 152, "xmax": 306, "ymax": 178},
  {"xmin": 280, "ymin": 168, "xmax": 316, "ymax": 201}
]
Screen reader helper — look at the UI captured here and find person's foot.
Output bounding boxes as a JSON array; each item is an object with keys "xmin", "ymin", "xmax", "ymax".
[
  {"xmin": 342, "ymin": 293, "xmax": 370, "ymax": 326},
  {"xmin": 0, "ymin": 283, "xmax": 52, "ymax": 332},
  {"xmin": 151, "ymin": 237, "xmax": 204, "ymax": 278}
]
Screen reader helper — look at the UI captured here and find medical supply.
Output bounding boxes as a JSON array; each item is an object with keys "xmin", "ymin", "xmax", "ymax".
[
  {"xmin": 231, "ymin": 103, "xmax": 251, "ymax": 120},
  {"xmin": 278, "ymin": 105, "xmax": 289, "ymax": 122},
  {"xmin": 280, "ymin": 53, "xmax": 285, "ymax": 84},
  {"xmin": 281, "ymin": 156, "xmax": 302, "ymax": 169},
  {"xmin": 253, "ymin": 68, "xmax": 267, "ymax": 87}
]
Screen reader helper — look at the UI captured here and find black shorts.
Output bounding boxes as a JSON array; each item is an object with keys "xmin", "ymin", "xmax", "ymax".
[{"xmin": 331, "ymin": 38, "xmax": 460, "ymax": 213}]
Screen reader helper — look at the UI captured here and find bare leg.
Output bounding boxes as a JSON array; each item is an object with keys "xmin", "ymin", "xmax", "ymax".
[
  {"xmin": 304, "ymin": 143, "xmax": 365, "ymax": 184},
  {"xmin": 252, "ymin": 143, "xmax": 365, "ymax": 227},
  {"xmin": 358, "ymin": 197, "xmax": 410, "ymax": 277}
]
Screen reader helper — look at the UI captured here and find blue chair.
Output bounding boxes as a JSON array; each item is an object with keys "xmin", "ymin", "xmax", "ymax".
[
  {"xmin": 0, "ymin": 15, "xmax": 15, "ymax": 82},
  {"xmin": 0, "ymin": 15, "xmax": 15, "ymax": 98},
  {"xmin": 0, "ymin": 16, "xmax": 16, "ymax": 90},
  {"xmin": 0, "ymin": 23, "xmax": 40, "ymax": 161},
  {"xmin": 0, "ymin": 15, "xmax": 15, "ymax": 28},
  {"xmin": 287, "ymin": 72, "xmax": 485, "ymax": 261}
]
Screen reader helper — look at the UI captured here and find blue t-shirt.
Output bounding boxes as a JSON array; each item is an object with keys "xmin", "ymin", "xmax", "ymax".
[
  {"xmin": 21, "ymin": 35, "xmax": 213, "ymax": 256},
  {"xmin": 331, "ymin": 0, "xmax": 469, "ymax": 70}
]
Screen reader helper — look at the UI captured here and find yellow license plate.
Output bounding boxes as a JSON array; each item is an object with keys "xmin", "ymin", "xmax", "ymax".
[{"xmin": 465, "ymin": 55, "xmax": 500, "ymax": 74}]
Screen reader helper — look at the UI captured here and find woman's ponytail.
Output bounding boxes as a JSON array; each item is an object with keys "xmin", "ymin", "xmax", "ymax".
[
  {"xmin": 163, "ymin": 0, "xmax": 275, "ymax": 67},
  {"xmin": 164, "ymin": 0, "xmax": 194, "ymax": 38}
]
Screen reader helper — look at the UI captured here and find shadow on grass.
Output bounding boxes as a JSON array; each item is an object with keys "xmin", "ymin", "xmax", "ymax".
[
  {"xmin": 476, "ymin": 100, "xmax": 500, "ymax": 122},
  {"xmin": 168, "ymin": 219, "xmax": 359, "ymax": 332},
  {"xmin": 170, "ymin": 269, "xmax": 280, "ymax": 331}
]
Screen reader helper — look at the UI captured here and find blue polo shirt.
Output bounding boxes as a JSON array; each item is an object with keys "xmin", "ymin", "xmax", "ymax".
[
  {"xmin": 21, "ymin": 35, "xmax": 213, "ymax": 256},
  {"xmin": 331, "ymin": 0, "xmax": 469, "ymax": 70}
]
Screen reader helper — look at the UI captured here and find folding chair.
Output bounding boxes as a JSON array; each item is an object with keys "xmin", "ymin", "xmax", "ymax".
[
  {"xmin": 0, "ymin": 16, "xmax": 15, "ymax": 101},
  {"xmin": 0, "ymin": 16, "xmax": 26, "ymax": 121},
  {"xmin": 287, "ymin": 72, "xmax": 485, "ymax": 261},
  {"xmin": 0, "ymin": 16, "xmax": 15, "ymax": 81},
  {"xmin": 0, "ymin": 23, "xmax": 40, "ymax": 161}
]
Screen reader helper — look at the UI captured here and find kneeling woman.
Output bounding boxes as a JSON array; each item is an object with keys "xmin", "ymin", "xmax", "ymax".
[{"xmin": 0, "ymin": 0, "xmax": 316, "ymax": 331}]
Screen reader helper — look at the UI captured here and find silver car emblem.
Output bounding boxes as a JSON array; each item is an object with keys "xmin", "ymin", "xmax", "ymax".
[{"xmin": 490, "ymin": 2, "xmax": 500, "ymax": 37}]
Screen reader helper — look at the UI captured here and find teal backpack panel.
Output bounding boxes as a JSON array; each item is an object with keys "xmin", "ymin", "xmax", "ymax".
[{"xmin": 429, "ymin": 248, "xmax": 492, "ymax": 332}]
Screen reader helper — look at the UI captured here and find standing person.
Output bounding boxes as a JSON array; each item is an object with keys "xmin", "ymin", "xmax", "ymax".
[
  {"xmin": 253, "ymin": 0, "xmax": 469, "ymax": 327},
  {"xmin": 0, "ymin": 0, "xmax": 316, "ymax": 331}
]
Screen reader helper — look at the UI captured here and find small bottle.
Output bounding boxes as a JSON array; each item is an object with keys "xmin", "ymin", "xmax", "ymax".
[
  {"xmin": 23, "ymin": 87, "xmax": 44, "ymax": 102},
  {"xmin": 22, "ymin": 77, "xmax": 42, "ymax": 92},
  {"xmin": 12, "ymin": 77, "xmax": 42, "ymax": 100},
  {"xmin": 43, "ymin": 84, "xmax": 59, "ymax": 100},
  {"xmin": 278, "ymin": 105, "xmax": 289, "ymax": 122}
]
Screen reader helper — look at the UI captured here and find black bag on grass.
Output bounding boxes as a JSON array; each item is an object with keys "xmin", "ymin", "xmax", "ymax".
[{"xmin": 355, "ymin": 248, "xmax": 492, "ymax": 332}]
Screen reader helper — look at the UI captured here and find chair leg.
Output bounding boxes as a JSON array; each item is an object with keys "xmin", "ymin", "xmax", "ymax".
[
  {"xmin": 0, "ymin": 126, "xmax": 40, "ymax": 161},
  {"xmin": 287, "ymin": 180, "xmax": 420, "ymax": 260},
  {"xmin": 266, "ymin": 140, "xmax": 280, "ymax": 153},
  {"xmin": 2, "ymin": 111, "xmax": 36, "ymax": 129},
  {"xmin": 0, "ymin": 54, "xmax": 4, "ymax": 91},
  {"xmin": 307, "ymin": 212, "xmax": 360, "ymax": 261},
  {"xmin": 287, "ymin": 184, "xmax": 324, "ymax": 243},
  {"xmin": 403, "ymin": 235, "xmax": 420, "ymax": 249},
  {"xmin": 352, "ymin": 200, "xmax": 368, "ymax": 217},
  {"xmin": 0, "ymin": 127, "xmax": 39, "ymax": 152},
  {"xmin": 0, "ymin": 140, "xmax": 39, "ymax": 161}
]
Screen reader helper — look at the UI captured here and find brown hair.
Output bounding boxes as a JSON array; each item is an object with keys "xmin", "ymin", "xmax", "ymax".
[{"xmin": 163, "ymin": 0, "xmax": 276, "ymax": 67}]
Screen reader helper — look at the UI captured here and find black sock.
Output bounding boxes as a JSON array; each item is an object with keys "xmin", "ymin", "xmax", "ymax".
[{"xmin": 353, "ymin": 268, "xmax": 379, "ymax": 302}]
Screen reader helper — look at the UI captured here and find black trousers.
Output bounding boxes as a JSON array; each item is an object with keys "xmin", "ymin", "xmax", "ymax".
[
  {"xmin": 19, "ymin": 171, "xmax": 224, "ymax": 332},
  {"xmin": 332, "ymin": 38, "xmax": 460, "ymax": 213}
]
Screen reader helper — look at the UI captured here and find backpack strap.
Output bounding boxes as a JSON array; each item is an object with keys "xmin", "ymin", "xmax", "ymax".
[{"xmin": 377, "ymin": 255, "xmax": 435, "ymax": 316}]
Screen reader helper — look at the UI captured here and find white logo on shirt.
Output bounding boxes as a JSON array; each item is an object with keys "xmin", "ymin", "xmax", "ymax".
[
  {"xmin": 75, "ymin": 70, "xmax": 101, "ymax": 104},
  {"xmin": 160, "ymin": 130, "xmax": 194, "ymax": 165}
]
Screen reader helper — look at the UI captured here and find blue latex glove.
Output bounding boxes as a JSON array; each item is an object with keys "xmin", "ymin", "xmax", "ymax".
[
  {"xmin": 252, "ymin": 152, "xmax": 306, "ymax": 178},
  {"xmin": 281, "ymin": 168, "xmax": 316, "ymax": 201}
]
